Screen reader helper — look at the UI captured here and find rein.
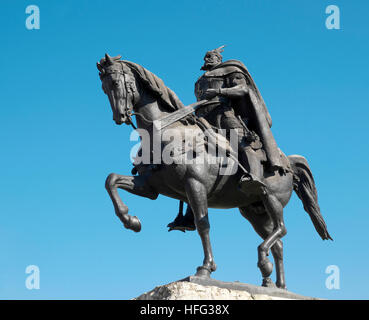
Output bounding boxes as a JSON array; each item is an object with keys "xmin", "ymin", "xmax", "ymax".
[
  {"xmin": 131, "ymin": 112, "xmax": 153, "ymax": 126},
  {"xmin": 121, "ymin": 63, "xmax": 137, "ymax": 130},
  {"xmin": 118, "ymin": 63, "xmax": 168, "ymax": 130}
]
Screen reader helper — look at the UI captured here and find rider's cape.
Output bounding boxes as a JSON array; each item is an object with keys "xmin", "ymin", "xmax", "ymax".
[{"xmin": 199, "ymin": 60, "xmax": 282, "ymax": 169}]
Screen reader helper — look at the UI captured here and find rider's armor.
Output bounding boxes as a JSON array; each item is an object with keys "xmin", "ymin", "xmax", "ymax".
[{"xmin": 194, "ymin": 66, "xmax": 263, "ymax": 153}]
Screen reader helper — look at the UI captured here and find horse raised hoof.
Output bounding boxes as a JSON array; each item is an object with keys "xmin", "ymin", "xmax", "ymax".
[{"xmin": 124, "ymin": 215, "xmax": 142, "ymax": 233}]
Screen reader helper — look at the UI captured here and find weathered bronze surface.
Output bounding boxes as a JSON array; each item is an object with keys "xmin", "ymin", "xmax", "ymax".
[{"xmin": 97, "ymin": 49, "xmax": 332, "ymax": 289}]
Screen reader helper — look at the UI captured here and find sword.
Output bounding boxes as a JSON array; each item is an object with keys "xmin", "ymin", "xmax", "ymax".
[{"xmin": 153, "ymin": 100, "xmax": 220, "ymax": 131}]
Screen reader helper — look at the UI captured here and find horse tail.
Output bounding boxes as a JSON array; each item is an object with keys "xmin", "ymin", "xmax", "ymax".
[{"xmin": 288, "ymin": 155, "xmax": 333, "ymax": 241}]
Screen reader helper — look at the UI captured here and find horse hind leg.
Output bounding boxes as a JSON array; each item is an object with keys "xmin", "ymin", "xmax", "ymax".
[
  {"xmin": 105, "ymin": 173, "xmax": 158, "ymax": 232},
  {"xmin": 239, "ymin": 203, "xmax": 287, "ymax": 289},
  {"xmin": 257, "ymin": 189, "xmax": 287, "ymax": 287},
  {"xmin": 271, "ymin": 239, "xmax": 286, "ymax": 289}
]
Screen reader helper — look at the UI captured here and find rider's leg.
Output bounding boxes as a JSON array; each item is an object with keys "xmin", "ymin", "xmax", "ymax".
[
  {"xmin": 232, "ymin": 127, "xmax": 262, "ymax": 181},
  {"xmin": 239, "ymin": 145, "xmax": 264, "ymax": 182},
  {"xmin": 243, "ymin": 147, "xmax": 263, "ymax": 180},
  {"xmin": 238, "ymin": 144, "xmax": 266, "ymax": 194}
]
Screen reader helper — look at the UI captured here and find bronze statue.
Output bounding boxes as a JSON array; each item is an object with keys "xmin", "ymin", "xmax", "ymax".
[
  {"xmin": 97, "ymin": 50, "xmax": 332, "ymax": 289},
  {"xmin": 197, "ymin": 46, "xmax": 283, "ymax": 177},
  {"xmin": 169, "ymin": 46, "xmax": 285, "ymax": 232}
]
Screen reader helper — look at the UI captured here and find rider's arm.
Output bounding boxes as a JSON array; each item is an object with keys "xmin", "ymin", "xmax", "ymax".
[
  {"xmin": 218, "ymin": 85, "xmax": 248, "ymax": 98},
  {"xmin": 218, "ymin": 73, "xmax": 249, "ymax": 98}
]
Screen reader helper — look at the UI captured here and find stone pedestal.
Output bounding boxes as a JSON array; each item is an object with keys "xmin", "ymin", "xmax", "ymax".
[{"xmin": 134, "ymin": 276, "xmax": 318, "ymax": 300}]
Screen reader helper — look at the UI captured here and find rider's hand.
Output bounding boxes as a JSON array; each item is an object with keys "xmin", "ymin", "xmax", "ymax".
[{"xmin": 204, "ymin": 89, "xmax": 218, "ymax": 99}]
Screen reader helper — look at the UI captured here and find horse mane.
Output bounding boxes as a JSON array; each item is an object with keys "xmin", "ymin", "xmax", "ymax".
[{"xmin": 121, "ymin": 60, "xmax": 184, "ymax": 111}]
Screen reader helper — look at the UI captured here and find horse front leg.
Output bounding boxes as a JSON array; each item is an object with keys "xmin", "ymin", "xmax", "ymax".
[
  {"xmin": 185, "ymin": 177, "xmax": 216, "ymax": 278},
  {"xmin": 105, "ymin": 173, "xmax": 158, "ymax": 232}
]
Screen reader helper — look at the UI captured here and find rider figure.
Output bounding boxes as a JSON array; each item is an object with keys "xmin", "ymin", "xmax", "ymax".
[{"xmin": 168, "ymin": 46, "xmax": 285, "ymax": 231}]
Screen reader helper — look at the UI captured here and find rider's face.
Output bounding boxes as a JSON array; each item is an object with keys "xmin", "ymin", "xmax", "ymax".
[{"xmin": 202, "ymin": 53, "xmax": 221, "ymax": 70}]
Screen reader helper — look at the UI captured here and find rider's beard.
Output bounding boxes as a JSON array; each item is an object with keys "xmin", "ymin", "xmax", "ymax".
[
  {"xmin": 201, "ymin": 62, "xmax": 211, "ymax": 71},
  {"xmin": 201, "ymin": 60, "xmax": 221, "ymax": 71},
  {"xmin": 201, "ymin": 63, "xmax": 213, "ymax": 70}
]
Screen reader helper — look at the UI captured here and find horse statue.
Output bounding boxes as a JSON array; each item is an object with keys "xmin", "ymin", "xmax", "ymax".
[{"xmin": 96, "ymin": 53, "xmax": 332, "ymax": 289}]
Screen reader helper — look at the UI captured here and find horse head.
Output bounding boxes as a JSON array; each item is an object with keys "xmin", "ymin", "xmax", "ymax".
[{"xmin": 97, "ymin": 54, "xmax": 138, "ymax": 125}]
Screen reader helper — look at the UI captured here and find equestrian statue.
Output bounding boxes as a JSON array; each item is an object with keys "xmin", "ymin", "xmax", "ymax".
[{"xmin": 96, "ymin": 47, "xmax": 332, "ymax": 289}]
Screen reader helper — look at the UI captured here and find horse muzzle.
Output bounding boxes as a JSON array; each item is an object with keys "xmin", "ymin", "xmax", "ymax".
[{"xmin": 114, "ymin": 113, "xmax": 129, "ymax": 125}]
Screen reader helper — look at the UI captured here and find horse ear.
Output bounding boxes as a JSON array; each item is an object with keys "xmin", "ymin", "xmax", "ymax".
[
  {"xmin": 105, "ymin": 53, "xmax": 113, "ymax": 65},
  {"xmin": 96, "ymin": 62, "xmax": 104, "ymax": 73}
]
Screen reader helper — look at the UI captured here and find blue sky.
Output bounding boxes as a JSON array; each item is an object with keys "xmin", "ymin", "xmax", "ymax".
[{"xmin": 0, "ymin": 0, "xmax": 368, "ymax": 299}]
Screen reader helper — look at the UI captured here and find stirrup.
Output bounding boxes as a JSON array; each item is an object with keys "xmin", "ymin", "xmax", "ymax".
[
  {"xmin": 239, "ymin": 174, "xmax": 266, "ymax": 194},
  {"xmin": 167, "ymin": 213, "xmax": 196, "ymax": 232}
]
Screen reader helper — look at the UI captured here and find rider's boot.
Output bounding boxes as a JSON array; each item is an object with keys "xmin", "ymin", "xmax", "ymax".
[
  {"xmin": 167, "ymin": 203, "xmax": 196, "ymax": 232},
  {"xmin": 238, "ymin": 147, "xmax": 266, "ymax": 194}
]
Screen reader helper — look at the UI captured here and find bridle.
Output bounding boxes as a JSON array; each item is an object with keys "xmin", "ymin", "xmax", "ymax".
[
  {"xmin": 119, "ymin": 63, "xmax": 137, "ymax": 130},
  {"xmin": 102, "ymin": 62, "xmax": 137, "ymax": 130},
  {"xmin": 117, "ymin": 63, "xmax": 156, "ymax": 129},
  {"xmin": 102, "ymin": 61, "xmax": 158, "ymax": 129}
]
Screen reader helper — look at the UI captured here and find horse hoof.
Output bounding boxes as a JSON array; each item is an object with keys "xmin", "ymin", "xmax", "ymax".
[
  {"xmin": 195, "ymin": 266, "xmax": 211, "ymax": 278},
  {"xmin": 276, "ymin": 283, "xmax": 287, "ymax": 290},
  {"xmin": 124, "ymin": 216, "xmax": 141, "ymax": 232},
  {"xmin": 262, "ymin": 277, "xmax": 276, "ymax": 288},
  {"xmin": 210, "ymin": 262, "xmax": 217, "ymax": 272}
]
